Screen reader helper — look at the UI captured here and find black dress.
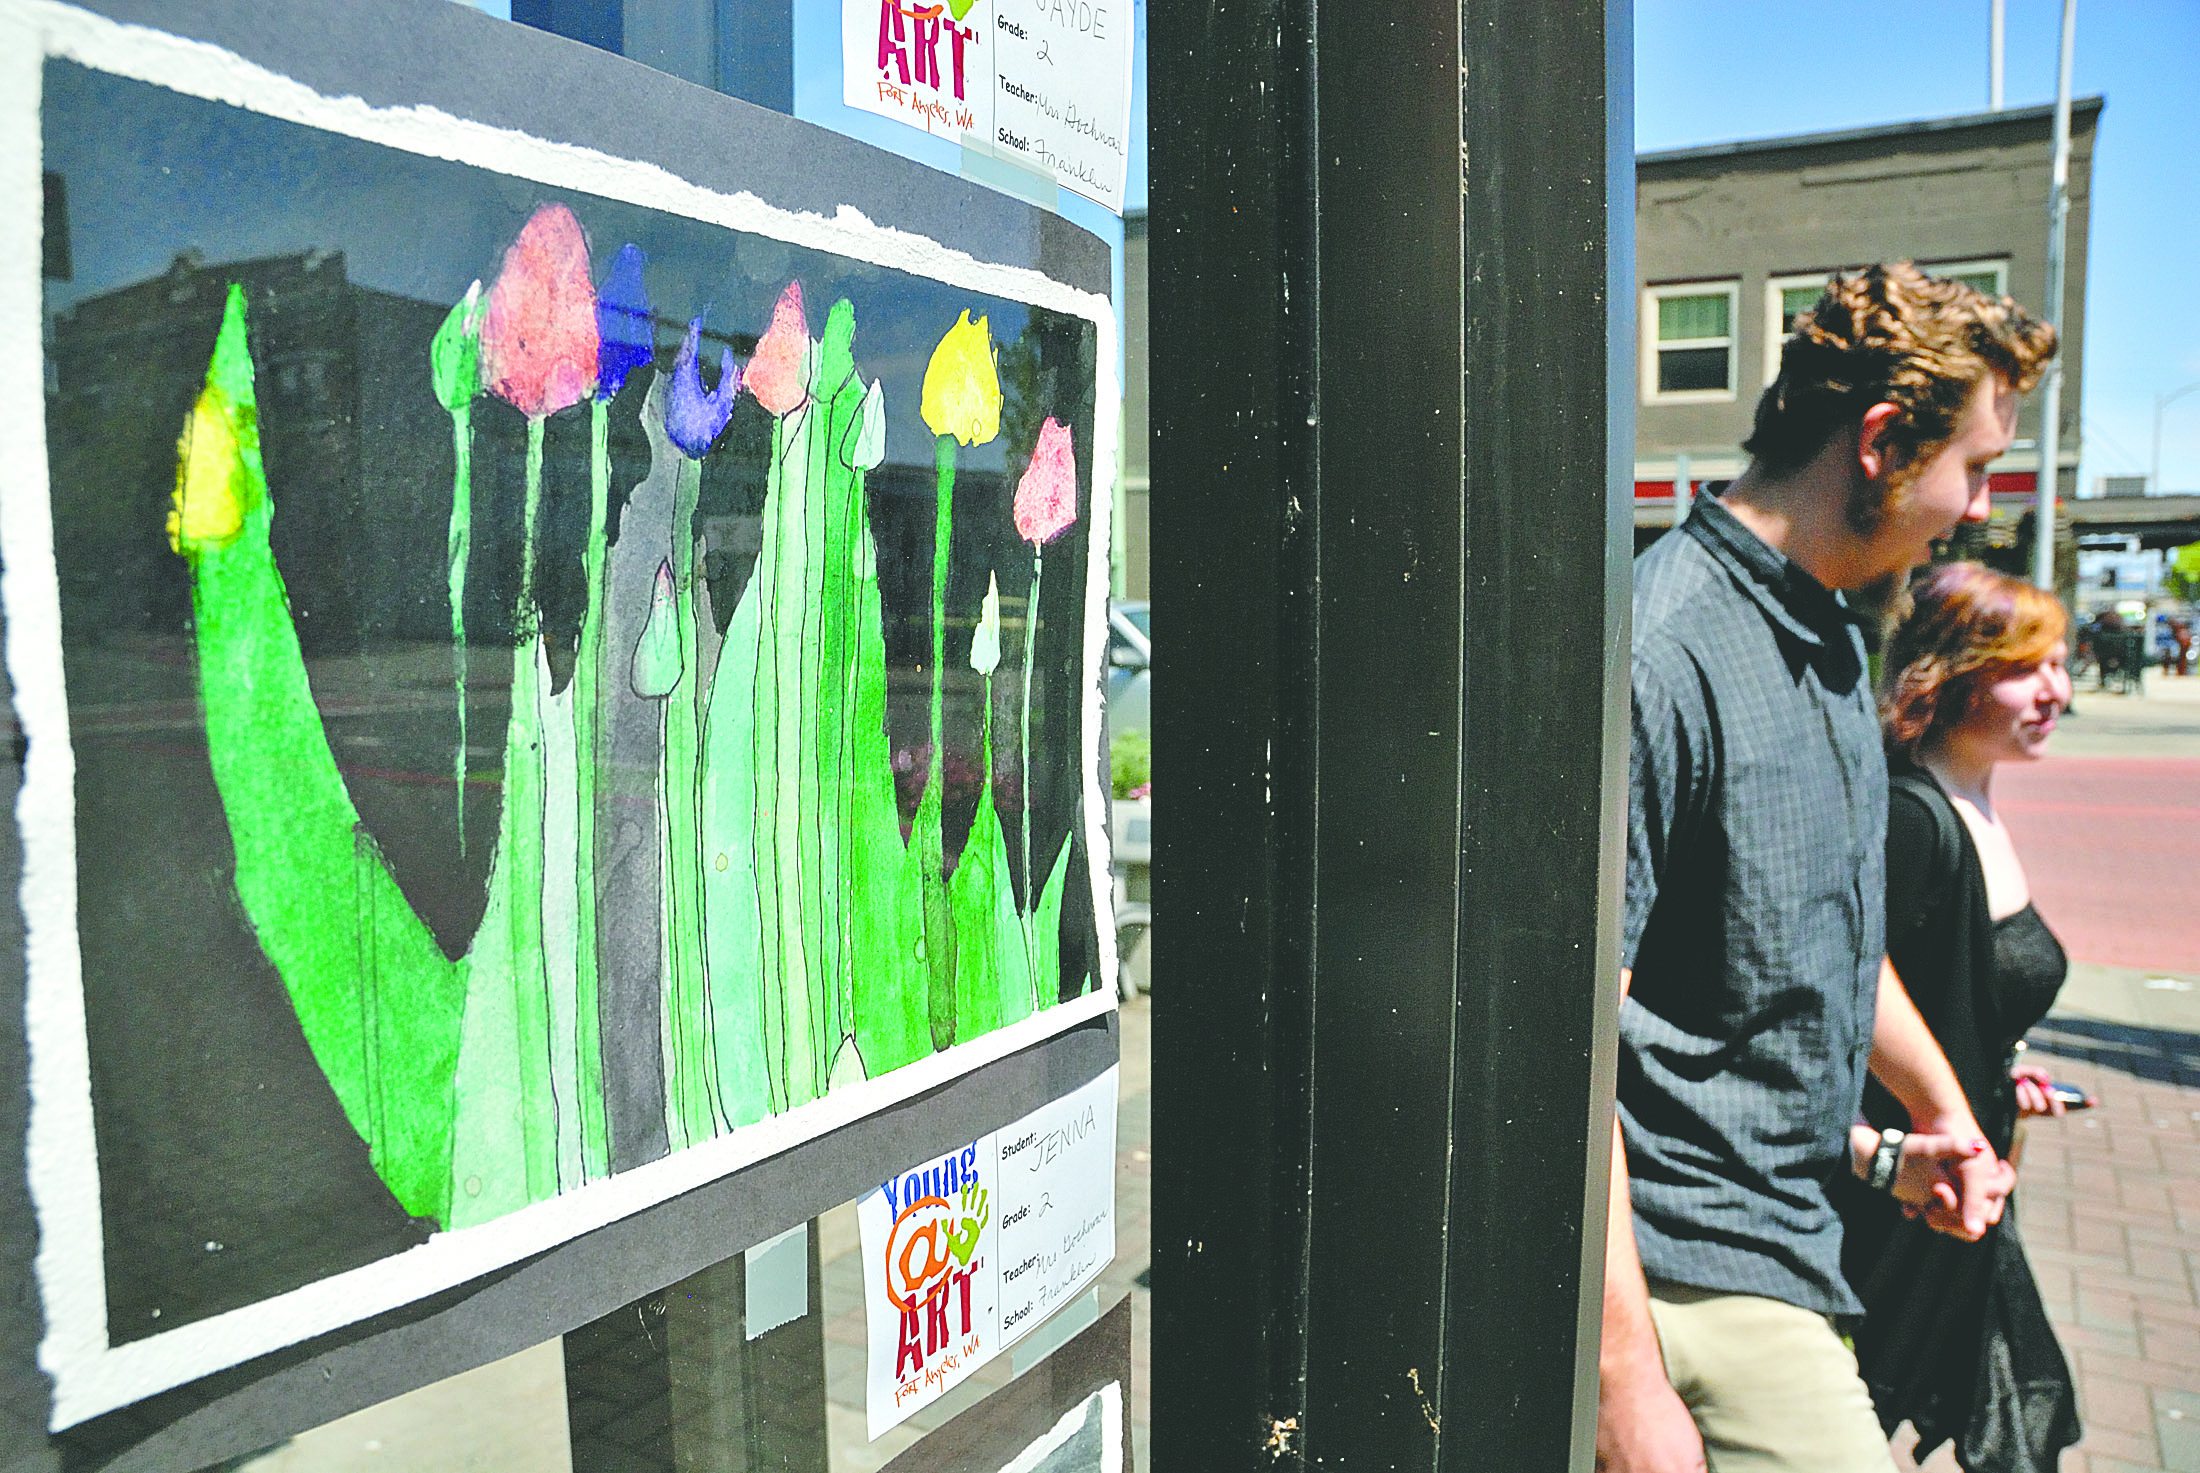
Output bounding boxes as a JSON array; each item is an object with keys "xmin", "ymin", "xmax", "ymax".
[{"xmin": 1832, "ymin": 760, "xmax": 2082, "ymax": 1473}]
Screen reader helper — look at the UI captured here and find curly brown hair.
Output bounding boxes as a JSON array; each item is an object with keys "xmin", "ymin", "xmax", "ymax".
[
  {"xmin": 1880, "ymin": 561, "xmax": 2068, "ymax": 757},
  {"xmin": 1744, "ymin": 263, "xmax": 2056, "ymax": 531}
]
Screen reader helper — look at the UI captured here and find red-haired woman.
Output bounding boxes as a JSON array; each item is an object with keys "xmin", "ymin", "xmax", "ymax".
[{"xmin": 1836, "ymin": 561, "xmax": 2082, "ymax": 1472}]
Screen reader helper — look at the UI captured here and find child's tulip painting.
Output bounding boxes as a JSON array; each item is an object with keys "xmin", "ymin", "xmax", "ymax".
[{"xmin": 19, "ymin": 43, "xmax": 1111, "ymax": 1425}]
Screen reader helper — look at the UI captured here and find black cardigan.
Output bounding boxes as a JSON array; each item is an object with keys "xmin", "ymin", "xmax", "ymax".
[{"xmin": 1831, "ymin": 760, "xmax": 2080, "ymax": 1473}]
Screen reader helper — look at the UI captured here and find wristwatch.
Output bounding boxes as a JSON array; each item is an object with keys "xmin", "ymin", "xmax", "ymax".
[{"xmin": 1867, "ymin": 1127, "xmax": 1907, "ymax": 1194}]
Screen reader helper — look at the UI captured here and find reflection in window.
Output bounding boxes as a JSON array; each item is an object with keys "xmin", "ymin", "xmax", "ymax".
[
  {"xmin": 1923, "ymin": 258, "xmax": 2009, "ymax": 300},
  {"xmin": 1778, "ymin": 284, "xmax": 1822, "ymax": 338},
  {"xmin": 235, "ymin": 1342, "xmax": 573, "ymax": 1471},
  {"xmin": 510, "ymin": 0, "xmax": 793, "ymax": 112},
  {"xmin": 1764, "ymin": 271, "xmax": 1833, "ymax": 384}
]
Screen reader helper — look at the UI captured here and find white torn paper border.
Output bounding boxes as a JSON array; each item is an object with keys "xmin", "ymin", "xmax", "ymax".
[
  {"xmin": 743, "ymin": 1225, "xmax": 809, "ymax": 1341},
  {"xmin": 0, "ymin": 0, "xmax": 1120, "ymax": 1430},
  {"xmin": 1002, "ymin": 1380, "xmax": 1124, "ymax": 1473}
]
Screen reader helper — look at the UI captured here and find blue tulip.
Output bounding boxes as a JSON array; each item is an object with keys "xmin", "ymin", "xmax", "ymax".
[
  {"xmin": 595, "ymin": 243, "xmax": 653, "ymax": 402},
  {"xmin": 666, "ymin": 317, "xmax": 739, "ymax": 459}
]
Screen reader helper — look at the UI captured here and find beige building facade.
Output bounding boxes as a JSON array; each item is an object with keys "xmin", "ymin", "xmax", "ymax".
[{"xmin": 1636, "ymin": 100, "xmax": 2100, "ymax": 511}]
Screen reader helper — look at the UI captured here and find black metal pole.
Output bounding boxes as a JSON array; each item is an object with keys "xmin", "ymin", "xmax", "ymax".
[
  {"xmin": 1445, "ymin": 2, "xmax": 1634, "ymax": 1464},
  {"xmin": 1150, "ymin": 0, "xmax": 1630, "ymax": 1466},
  {"xmin": 1148, "ymin": 0, "xmax": 1319, "ymax": 1460}
]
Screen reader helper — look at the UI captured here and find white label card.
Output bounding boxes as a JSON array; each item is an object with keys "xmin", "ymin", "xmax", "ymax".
[
  {"xmin": 840, "ymin": 0, "xmax": 1133, "ymax": 212},
  {"xmin": 858, "ymin": 1066, "xmax": 1118, "ymax": 1438}
]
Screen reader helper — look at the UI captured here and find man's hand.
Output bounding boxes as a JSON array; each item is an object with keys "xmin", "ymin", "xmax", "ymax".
[
  {"xmin": 1596, "ymin": 1371, "xmax": 1707, "ymax": 1473},
  {"xmin": 1598, "ymin": 1078, "xmax": 1707, "ymax": 1473},
  {"xmin": 1853, "ymin": 1126, "xmax": 2013, "ymax": 1241},
  {"xmin": 1865, "ymin": 962, "xmax": 2015, "ymax": 1239}
]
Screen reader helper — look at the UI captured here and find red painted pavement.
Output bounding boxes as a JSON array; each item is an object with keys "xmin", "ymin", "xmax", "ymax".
[{"xmin": 1996, "ymin": 756, "xmax": 2200, "ymax": 974}]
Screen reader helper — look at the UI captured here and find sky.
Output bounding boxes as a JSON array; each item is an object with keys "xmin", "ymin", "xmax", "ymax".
[{"xmin": 1638, "ymin": 0, "xmax": 2200, "ymax": 496}]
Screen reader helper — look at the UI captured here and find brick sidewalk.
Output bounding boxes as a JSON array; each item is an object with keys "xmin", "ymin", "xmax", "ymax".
[{"xmin": 1894, "ymin": 1032, "xmax": 2200, "ymax": 1472}]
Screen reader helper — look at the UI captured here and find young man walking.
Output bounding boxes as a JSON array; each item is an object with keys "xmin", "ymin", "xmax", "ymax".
[{"xmin": 1598, "ymin": 264, "xmax": 2058, "ymax": 1473}]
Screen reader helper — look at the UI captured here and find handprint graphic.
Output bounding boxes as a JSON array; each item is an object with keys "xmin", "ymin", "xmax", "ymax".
[{"xmin": 948, "ymin": 1180, "xmax": 990, "ymax": 1266}]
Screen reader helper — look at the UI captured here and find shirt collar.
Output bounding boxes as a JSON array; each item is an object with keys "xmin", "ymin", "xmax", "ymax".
[{"xmin": 1681, "ymin": 494, "xmax": 1861, "ymax": 650}]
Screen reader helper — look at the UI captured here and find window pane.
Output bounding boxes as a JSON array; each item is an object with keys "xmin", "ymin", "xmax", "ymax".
[
  {"xmin": 1657, "ymin": 291, "xmax": 1729, "ymax": 343},
  {"xmin": 547, "ymin": 999, "xmax": 1156, "ymax": 1471},
  {"xmin": 1945, "ymin": 270, "xmax": 2001, "ymax": 296},
  {"xmin": 1780, "ymin": 285, "xmax": 1823, "ymax": 336},
  {"xmin": 512, "ymin": 0, "xmax": 792, "ymax": 109},
  {"xmin": 237, "ymin": 1341, "xmax": 572, "ymax": 1470},
  {"xmin": 1658, "ymin": 345, "xmax": 1730, "ymax": 394}
]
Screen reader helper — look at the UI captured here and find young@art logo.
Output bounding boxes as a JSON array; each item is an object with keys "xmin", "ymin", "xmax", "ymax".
[
  {"xmin": 881, "ymin": 1146, "xmax": 990, "ymax": 1386},
  {"xmin": 874, "ymin": 0, "xmax": 978, "ymax": 131}
]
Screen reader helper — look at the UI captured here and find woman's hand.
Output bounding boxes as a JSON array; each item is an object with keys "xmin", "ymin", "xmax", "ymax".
[
  {"xmin": 1850, "ymin": 1123, "xmax": 2011, "ymax": 1240},
  {"xmin": 2012, "ymin": 1061, "xmax": 2064, "ymax": 1118}
]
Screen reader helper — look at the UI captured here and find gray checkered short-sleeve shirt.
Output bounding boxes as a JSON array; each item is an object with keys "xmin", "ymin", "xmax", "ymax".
[{"xmin": 1622, "ymin": 495, "xmax": 1885, "ymax": 1317}]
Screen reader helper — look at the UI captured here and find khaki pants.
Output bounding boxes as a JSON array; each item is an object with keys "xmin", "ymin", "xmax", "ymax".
[{"xmin": 1647, "ymin": 1283, "xmax": 1897, "ymax": 1473}]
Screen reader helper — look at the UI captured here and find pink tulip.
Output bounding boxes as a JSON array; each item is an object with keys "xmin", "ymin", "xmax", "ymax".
[
  {"xmin": 744, "ymin": 280, "xmax": 810, "ymax": 417},
  {"xmin": 481, "ymin": 204, "xmax": 599, "ymax": 419},
  {"xmin": 1013, "ymin": 417, "xmax": 1079, "ymax": 544}
]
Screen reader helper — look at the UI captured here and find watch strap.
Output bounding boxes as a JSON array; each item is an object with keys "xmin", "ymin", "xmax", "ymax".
[{"xmin": 1867, "ymin": 1127, "xmax": 1907, "ymax": 1194}]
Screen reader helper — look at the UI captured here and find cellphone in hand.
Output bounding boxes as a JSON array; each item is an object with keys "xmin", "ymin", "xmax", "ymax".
[{"xmin": 2048, "ymin": 1081, "xmax": 2096, "ymax": 1111}]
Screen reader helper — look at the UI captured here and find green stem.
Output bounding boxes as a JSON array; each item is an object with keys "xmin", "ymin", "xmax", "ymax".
[
  {"xmin": 771, "ymin": 406, "xmax": 819, "ymax": 1107},
  {"xmin": 833, "ymin": 458, "xmax": 865, "ymax": 1059},
  {"xmin": 922, "ymin": 435, "xmax": 959, "ymax": 1051},
  {"xmin": 1019, "ymin": 543, "xmax": 1045, "ymax": 1001},
  {"xmin": 573, "ymin": 400, "xmax": 610, "ymax": 1179},
  {"xmin": 665, "ymin": 455, "xmax": 720, "ymax": 1142},
  {"xmin": 447, "ymin": 404, "xmax": 472, "ymax": 853},
  {"xmin": 508, "ymin": 416, "xmax": 557, "ymax": 1200},
  {"xmin": 930, "ymin": 436, "xmax": 954, "ymax": 795},
  {"xmin": 655, "ymin": 699, "xmax": 685, "ymax": 1149}
]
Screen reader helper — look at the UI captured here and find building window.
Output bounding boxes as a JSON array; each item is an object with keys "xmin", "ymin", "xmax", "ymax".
[
  {"xmin": 1776, "ymin": 280, "xmax": 1827, "ymax": 335},
  {"xmin": 1765, "ymin": 271, "xmax": 1835, "ymax": 384},
  {"xmin": 1644, "ymin": 281, "xmax": 1739, "ymax": 403},
  {"xmin": 1766, "ymin": 261, "xmax": 2011, "ymax": 384},
  {"xmin": 1923, "ymin": 257, "xmax": 2009, "ymax": 299}
]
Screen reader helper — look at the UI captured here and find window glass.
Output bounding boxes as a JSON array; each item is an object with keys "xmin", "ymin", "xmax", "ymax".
[
  {"xmin": 235, "ymin": 1342, "xmax": 573, "ymax": 1471},
  {"xmin": 510, "ymin": 0, "xmax": 792, "ymax": 110},
  {"xmin": 1649, "ymin": 286, "xmax": 1735, "ymax": 397},
  {"xmin": 1779, "ymin": 285, "xmax": 1824, "ymax": 336},
  {"xmin": 1919, "ymin": 260, "xmax": 2008, "ymax": 298},
  {"xmin": 1766, "ymin": 273, "xmax": 1839, "ymax": 384},
  {"xmin": 1657, "ymin": 346, "xmax": 1732, "ymax": 395},
  {"xmin": 1657, "ymin": 292, "xmax": 1729, "ymax": 343}
]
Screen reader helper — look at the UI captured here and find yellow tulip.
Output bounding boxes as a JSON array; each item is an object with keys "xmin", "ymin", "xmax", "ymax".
[
  {"xmin": 167, "ymin": 385, "xmax": 248, "ymax": 555},
  {"xmin": 920, "ymin": 311, "xmax": 1001, "ymax": 446}
]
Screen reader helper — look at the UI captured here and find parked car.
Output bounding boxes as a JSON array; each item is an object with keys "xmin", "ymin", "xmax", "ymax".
[
  {"xmin": 1105, "ymin": 601, "xmax": 1150, "ymax": 994},
  {"xmin": 1105, "ymin": 600, "xmax": 1150, "ymax": 750}
]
